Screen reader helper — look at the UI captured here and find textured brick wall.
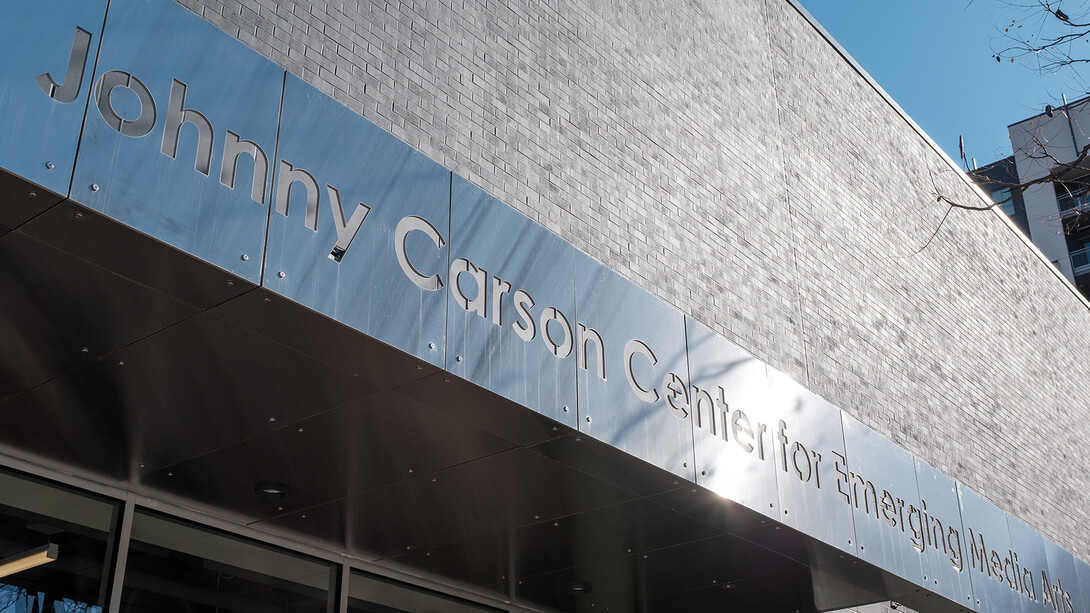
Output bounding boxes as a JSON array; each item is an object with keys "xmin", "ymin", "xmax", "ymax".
[{"xmin": 174, "ymin": 0, "xmax": 1090, "ymax": 560}]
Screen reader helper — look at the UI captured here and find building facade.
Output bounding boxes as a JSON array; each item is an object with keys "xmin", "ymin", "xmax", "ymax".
[
  {"xmin": 975, "ymin": 97, "xmax": 1090, "ymax": 298},
  {"xmin": 1, "ymin": 0, "xmax": 1089, "ymax": 612}
]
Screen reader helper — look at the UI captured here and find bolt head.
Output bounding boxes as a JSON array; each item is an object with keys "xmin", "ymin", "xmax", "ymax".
[
  {"xmin": 277, "ymin": 271, "xmax": 286, "ymax": 278},
  {"xmin": 45, "ymin": 162, "xmax": 54, "ymax": 170},
  {"xmin": 90, "ymin": 183, "xmax": 99, "ymax": 192},
  {"xmin": 241, "ymin": 254, "xmax": 249, "ymax": 261}
]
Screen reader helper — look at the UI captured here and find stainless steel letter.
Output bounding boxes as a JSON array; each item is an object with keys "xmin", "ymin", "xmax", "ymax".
[
  {"xmin": 220, "ymin": 130, "xmax": 269, "ymax": 204},
  {"xmin": 450, "ymin": 258, "xmax": 487, "ymax": 318},
  {"xmin": 512, "ymin": 289, "xmax": 536, "ymax": 341},
  {"xmin": 491, "ymin": 278, "xmax": 512, "ymax": 327},
  {"xmin": 326, "ymin": 185, "xmax": 371, "ymax": 261},
  {"xmin": 623, "ymin": 339, "xmax": 659, "ymax": 403},
  {"xmin": 577, "ymin": 323, "xmax": 606, "ymax": 380},
  {"xmin": 36, "ymin": 27, "xmax": 91, "ymax": 103},
  {"xmin": 95, "ymin": 70, "xmax": 156, "ymax": 138},
  {"xmin": 275, "ymin": 160, "xmax": 319, "ymax": 231},
  {"xmin": 161, "ymin": 79, "xmax": 213, "ymax": 175},
  {"xmin": 540, "ymin": 307, "xmax": 573, "ymax": 358},
  {"xmin": 394, "ymin": 215, "xmax": 445, "ymax": 291}
]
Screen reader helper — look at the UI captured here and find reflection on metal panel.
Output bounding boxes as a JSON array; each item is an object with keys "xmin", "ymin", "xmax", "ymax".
[
  {"xmin": 70, "ymin": 0, "xmax": 282, "ymax": 281},
  {"xmin": 1006, "ymin": 516, "xmax": 1062, "ymax": 613},
  {"xmin": 765, "ymin": 371, "xmax": 855, "ymax": 554},
  {"xmin": 1076, "ymin": 557, "xmax": 1090, "ymax": 613},
  {"xmin": 264, "ymin": 74, "xmax": 449, "ymax": 366},
  {"xmin": 574, "ymin": 251, "xmax": 693, "ymax": 480},
  {"xmin": 685, "ymin": 317, "xmax": 778, "ymax": 518},
  {"xmin": 1039, "ymin": 538, "xmax": 1081, "ymax": 613},
  {"xmin": 447, "ymin": 176, "xmax": 576, "ymax": 425},
  {"xmin": 958, "ymin": 484, "xmax": 1018, "ymax": 612},
  {"xmin": 913, "ymin": 459, "xmax": 975, "ymax": 608},
  {"xmin": 0, "ymin": 0, "xmax": 106, "ymax": 204},
  {"xmin": 840, "ymin": 413, "xmax": 926, "ymax": 585}
]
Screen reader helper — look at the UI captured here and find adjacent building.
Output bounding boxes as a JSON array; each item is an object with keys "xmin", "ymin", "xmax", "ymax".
[{"xmin": 974, "ymin": 96, "xmax": 1090, "ymax": 298}]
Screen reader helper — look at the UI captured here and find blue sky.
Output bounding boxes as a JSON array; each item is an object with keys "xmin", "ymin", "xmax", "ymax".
[{"xmin": 796, "ymin": 0, "xmax": 1081, "ymax": 168}]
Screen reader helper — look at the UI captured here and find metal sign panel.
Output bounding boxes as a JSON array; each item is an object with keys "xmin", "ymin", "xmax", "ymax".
[
  {"xmin": 765, "ymin": 371, "xmax": 855, "ymax": 554},
  {"xmin": 958, "ymin": 484, "xmax": 1020, "ymax": 612},
  {"xmin": 446, "ymin": 176, "xmax": 576, "ymax": 425},
  {"xmin": 913, "ymin": 459, "xmax": 975, "ymax": 608},
  {"xmin": 0, "ymin": 0, "xmax": 107, "ymax": 205},
  {"xmin": 574, "ymin": 252, "xmax": 693, "ymax": 480},
  {"xmin": 70, "ymin": 0, "xmax": 283, "ymax": 282},
  {"xmin": 686, "ymin": 317, "xmax": 779, "ymax": 519},
  {"xmin": 840, "ymin": 413, "xmax": 926, "ymax": 585},
  {"xmin": 1077, "ymin": 557, "xmax": 1090, "ymax": 613},
  {"xmin": 264, "ymin": 74, "xmax": 450, "ymax": 366},
  {"xmin": 1039, "ymin": 539, "xmax": 1080, "ymax": 613},
  {"xmin": 1007, "ymin": 517, "xmax": 1079, "ymax": 613}
]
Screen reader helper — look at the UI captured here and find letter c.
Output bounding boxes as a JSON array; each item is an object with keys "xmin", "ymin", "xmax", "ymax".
[
  {"xmin": 394, "ymin": 215, "xmax": 445, "ymax": 291},
  {"xmin": 624, "ymin": 339, "xmax": 659, "ymax": 403}
]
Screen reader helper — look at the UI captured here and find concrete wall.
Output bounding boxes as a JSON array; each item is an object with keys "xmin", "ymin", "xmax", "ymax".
[{"xmin": 173, "ymin": 0, "xmax": 1090, "ymax": 560}]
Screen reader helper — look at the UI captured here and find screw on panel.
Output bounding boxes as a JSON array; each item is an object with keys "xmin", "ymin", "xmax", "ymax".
[
  {"xmin": 241, "ymin": 254, "xmax": 249, "ymax": 261},
  {"xmin": 28, "ymin": 191, "xmax": 37, "ymax": 198},
  {"xmin": 45, "ymin": 162, "xmax": 54, "ymax": 170},
  {"xmin": 455, "ymin": 355, "xmax": 463, "ymax": 362},
  {"xmin": 277, "ymin": 271, "xmax": 286, "ymax": 278},
  {"xmin": 428, "ymin": 342, "xmax": 435, "ymax": 349},
  {"xmin": 563, "ymin": 406, "xmax": 570, "ymax": 412},
  {"xmin": 585, "ymin": 416, "xmax": 591, "ymax": 423},
  {"xmin": 90, "ymin": 183, "xmax": 99, "ymax": 191}
]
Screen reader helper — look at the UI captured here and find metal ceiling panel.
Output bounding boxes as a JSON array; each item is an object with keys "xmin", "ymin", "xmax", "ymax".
[
  {"xmin": 0, "ymin": 171, "xmax": 65, "ymax": 230},
  {"xmin": 70, "ymin": 0, "xmax": 282, "ymax": 282},
  {"xmin": 0, "ymin": 309, "xmax": 381, "ymax": 478},
  {"xmin": 766, "ymin": 369, "xmax": 856, "ymax": 555},
  {"xmin": 574, "ymin": 250, "xmax": 694, "ymax": 481},
  {"xmin": 446, "ymin": 175, "xmax": 577, "ymax": 427},
  {"xmin": 0, "ymin": 0, "xmax": 107, "ymax": 200},
  {"xmin": 137, "ymin": 390, "xmax": 517, "ymax": 521},
  {"xmin": 958, "ymin": 483, "xmax": 1018, "ymax": 612},
  {"xmin": 20, "ymin": 200, "xmax": 253, "ymax": 309},
  {"xmin": 394, "ymin": 372, "xmax": 565, "ymax": 447},
  {"xmin": 508, "ymin": 533, "xmax": 810, "ymax": 613},
  {"xmin": 841, "ymin": 412, "xmax": 927, "ymax": 586},
  {"xmin": 0, "ymin": 229, "xmax": 197, "ymax": 402},
  {"xmin": 686, "ymin": 316, "xmax": 780, "ymax": 519},
  {"xmin": 210, "ymin": 289, "xmax": 443, "ymax": 386},
  {"xmin": 914, "ymin": 458, "xmax": 976, "ymax": 608},
  {"xmin": 261, "ymin": 448, "xmax": 637, "ymax": 561},
  {"xmin": 264, "ymin": 74, "xmax": 450, "ymax": 367},
  {"xmin": 527, "ymin": 433, "xmax": 682, "ymax": 498},
  {"xmin": 385, "ymin": 494, "xmax": 722, "ymax": 589}
]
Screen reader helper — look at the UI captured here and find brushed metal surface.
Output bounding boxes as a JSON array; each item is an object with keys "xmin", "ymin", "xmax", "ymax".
[
  {"xmin": 0, "ymin": 171, "xmax": 65, "ymax": 230},
  {"xmin": 766, "ymin": 369, "xmax": 856, "ymax": 555},
  {"xmin": 686, "ymin": 317, "xmax": 780, "ymax": 519},
  {"xmin": 259, "ymin": 448, "xmax": 637, "ymax": 562},
  {"xmin": 0, "ymin": 0, "xmax": 107, "ymax": 199},
  {"xmin": 0, "ymin": 229, "xmax": 197, "ymax": 403},
  {"xmin": 264, "ymin": 74, "xmax": 450, "ymax": 367},
  {"xmin": 21, "ymin": 199, "xmax": 253, "ymax": 309},
  {"xmin": 958, "ymin": 483, "xmax": 1017, "ymax": 612},
  {"xmin": 841, "ymin": 412, "xmax": 927, "ymax": 586},
  {"xmin": 1007, "ymin": 514, "xmax": 1055, "ymax": 613},
  {"xmin": 70, "ymin": 0, "xmax": 282, "ymax": 282},
  {"xmin": 914, "ymin": 458, "xmax": 976, "ymax": 609},
  {"xmin": 574, "ymin": 250, "xmax": 694, "ymax": 480},
  {"xmin": 446, "ymin": 175, "xmax": 577, "ymax": 426}
]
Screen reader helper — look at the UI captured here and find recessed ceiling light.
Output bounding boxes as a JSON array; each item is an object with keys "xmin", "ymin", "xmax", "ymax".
[
  {"xmin": 564, "ymin": 580, "xmax": 592, "ymax": 595},
  {"xmin": 254, "ymin": 482, "xmax": 290, "ymax": 499}
]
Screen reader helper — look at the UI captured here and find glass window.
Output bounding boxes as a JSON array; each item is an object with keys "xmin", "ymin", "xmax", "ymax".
[
  {"xmin": 0, "ymin": 470, "xmax": 119, "ymax": 613},
  {"xmin": 346, "ymin": 570, "xmax": 500, "ymax": 613},
  {"xmin": 1055, "ymin": 180, "xmax": 1090, "ymax": 212},
  {"xmin": 989, "ymin": 187, "xmax": 1016, "ymax": 216},
  {"xmin": 118, "ymin": 511, "xmax": 335, "ymax": 613}
]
